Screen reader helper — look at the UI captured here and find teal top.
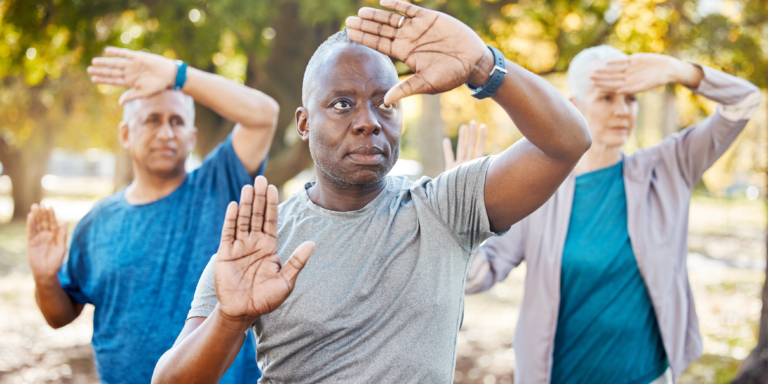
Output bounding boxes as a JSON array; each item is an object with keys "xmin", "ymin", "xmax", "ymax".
[{"xmin": 551, "ymin": 161, "xmax": 668, "ymax": 384}]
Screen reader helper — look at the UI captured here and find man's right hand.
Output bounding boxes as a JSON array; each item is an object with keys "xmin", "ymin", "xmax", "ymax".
[
  {"xmin": 27, "ymin": 204, "xmax": 68, "ymax": 283},
  {"xmin": 214, "ymin": 176, "xmax": 315, "ymax": 329}
]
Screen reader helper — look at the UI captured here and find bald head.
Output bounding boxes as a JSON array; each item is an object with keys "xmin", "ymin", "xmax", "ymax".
[{"xmin": 302, "ymin": 29, "xmax": 397, "ymax": 108}]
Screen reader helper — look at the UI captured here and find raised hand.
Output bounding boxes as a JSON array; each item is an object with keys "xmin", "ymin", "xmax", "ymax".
[
  {"xmin": 443, "ymin": 120, "xmax": 487, "ymax": 172},
  {"xmin": 214, "ymin": 176, "xmax": 315, "ymax": 326},
  {"xmin": 590, "ymin": 53, "xmax": 704, "ymax": 94},
  {"xmin": 27, "ymin": 204, "xmax": 68, "ymax": 283},
  {"xmin": 87, "ymin": 46, "xmax": 177, "ymax": 106},
  {"xmin": 346, "ymin": 0, "xmax": 492, "ymax": 105}
]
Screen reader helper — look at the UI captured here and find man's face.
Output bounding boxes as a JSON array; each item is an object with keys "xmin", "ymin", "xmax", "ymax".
[
  {"xmin": 120, "ymin": 91, "xmax": 196, "ymax": 177},
  {"xmin": 573, "ymin": 77, "xmax": 638, "ymax": 148},
  {"xmin": 298, "ymin": 43, "xmax": 402, "ymax": 186}
]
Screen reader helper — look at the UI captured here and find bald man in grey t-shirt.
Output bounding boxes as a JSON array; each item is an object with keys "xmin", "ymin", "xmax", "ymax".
[
  {"xmin": 190, "ymin": 158, "xmax": 494, "ymax": 382},
  {"xmin": 152, "ymin": 2, "xmax": 591, "ymax": 383}
]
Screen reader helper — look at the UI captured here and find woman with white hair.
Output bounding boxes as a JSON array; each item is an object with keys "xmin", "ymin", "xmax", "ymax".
[{"xmin": 462, "ymin": 46, "xmax": 761, "ymax": 384}]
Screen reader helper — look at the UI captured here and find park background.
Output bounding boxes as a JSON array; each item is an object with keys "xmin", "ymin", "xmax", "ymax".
[{"xmin": 1, "ymin": 0, "xmax": 768, "ymax": 383}]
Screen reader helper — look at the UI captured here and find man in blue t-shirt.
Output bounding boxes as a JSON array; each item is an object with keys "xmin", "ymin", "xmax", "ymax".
[{"xmin": 25, "ymin": 46, "xmax": 277, "ymax": 383}]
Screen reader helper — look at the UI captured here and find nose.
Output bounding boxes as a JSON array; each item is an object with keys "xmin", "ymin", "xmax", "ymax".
[
  {"xmin": 351, "ymin": 104, "xmax": 382, "ymax": 136},
  {"xmin": 615, "ymin": 97, "xmax": 631, "ymax": 117},
  {"xmin": 156, "ymin": 120, "xmax": 176, "ymax": 140}
]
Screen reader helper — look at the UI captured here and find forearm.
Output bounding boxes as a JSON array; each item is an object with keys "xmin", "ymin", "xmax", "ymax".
[
  {"xmin": 480, "ymin": 59, "xmax": 591, "ymax": 163},
  {"xmin": 182, "ymin": 68, "xmax": 279, "ymax": 130},
  {"xmin": 153, "ymin": 306, "xmax": 250, "ymax": 384},
  {"xmin": 34, "ymin": 276, "xmax": 82, "ymax": 328}
]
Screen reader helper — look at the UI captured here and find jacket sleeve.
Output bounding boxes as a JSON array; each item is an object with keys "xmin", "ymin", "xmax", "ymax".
[
  {"xmin": 465, "ymin": 217, "xmax": 527, "ymax": 294},
  {"xmin": 657, "ymin": 66, "xmax": 761, "ymax": 188}
]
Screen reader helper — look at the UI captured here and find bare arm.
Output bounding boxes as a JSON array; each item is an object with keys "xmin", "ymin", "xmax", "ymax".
[
  {"xmin": 346, "ymin": 0, "xmax": 590, "ymax": 232},
  {"xmin": 152, "ymin": 177, "xmax": 315, "ymax": 383},
  {"xmin": 88, "ymin": 47, "xmax": 279, "ymax": 175},
  {"xmin": 27, "ymin": 205, "xmax": 84, "ymax": 328}
]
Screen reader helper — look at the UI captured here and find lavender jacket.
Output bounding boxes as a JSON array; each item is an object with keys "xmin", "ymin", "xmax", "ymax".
[{"xmin": 465, "ymin": 66, "xmax": 761, "ymax": 384}]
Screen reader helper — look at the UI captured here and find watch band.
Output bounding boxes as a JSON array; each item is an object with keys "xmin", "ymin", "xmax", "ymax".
[
  {"xmin": 466, "ymin": 46, "xmax": 507, "ymax": 100},
  {"xmin": 172, "ymin": 60, "xmax": 188, "ymax": 91}
]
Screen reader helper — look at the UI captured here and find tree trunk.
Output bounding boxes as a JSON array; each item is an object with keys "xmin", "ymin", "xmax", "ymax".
[
  {"xmin": 418, "ymin": 94, "xmax": 446, "ymax": 178},
  {"xmin": 0, "ymin": 133, "xmax": 53, "ymax": 223},
  {"xmin": 246, "ymin": 1, "xmax": 340, "ymax": 187},
  {"xmin": 731, "ymin": 86, "xmax": 768, "ymax": 384}
]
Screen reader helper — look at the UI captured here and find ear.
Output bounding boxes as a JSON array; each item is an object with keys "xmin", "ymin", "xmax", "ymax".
[
  {"xmin": 118, "ymin": 122, "xmax": 131, "ymax": 149},
  {"xmin": 296, "ymin": 107, "xmax": 310, "ymax": 142},
  {"xmin": 188, "ymin": 126, "xmax": 198, "ymax": 152}
]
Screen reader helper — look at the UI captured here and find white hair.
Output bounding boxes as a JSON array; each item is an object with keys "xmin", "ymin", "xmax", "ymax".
[
  {"xmin": 567, "ymin": 45, "xmax": 628, "ymax": 102},
  {"xmin": 122, "ymin": 91, "xmax": 195, "ymax": 127}
]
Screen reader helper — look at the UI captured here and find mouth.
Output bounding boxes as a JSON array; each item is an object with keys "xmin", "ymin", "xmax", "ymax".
[
  {"xmin": 151, "ymin": 147, "xmax": 177, "ymax": 156},
  {"xmin": 347, "ymin": 147, "xmax": 386, "ymax": 165},
  {"xmin": 609, "ymin": 126, "xmax": 629, "ymax": 131}
]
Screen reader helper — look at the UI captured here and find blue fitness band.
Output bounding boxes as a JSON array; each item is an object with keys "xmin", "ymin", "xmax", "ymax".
[
  {"xmin": 466, "ymin": 46, "xmax": 507, "ymax": 100},
  {"xmin": 172, "ymin": 60, "xmax": 188, "ymax": 91}
]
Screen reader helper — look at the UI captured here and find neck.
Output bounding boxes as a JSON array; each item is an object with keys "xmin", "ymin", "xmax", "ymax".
[
  {"xmin": 124, "ymin": 165, "xmax": 187, "ymax": 205},
  {"xmin": 573, "ymin": 141, "xmax": 623, "ymax": 175},
  {"xmin": 307, "ymin": 171, "xmax": 387, "ymax": 212}
]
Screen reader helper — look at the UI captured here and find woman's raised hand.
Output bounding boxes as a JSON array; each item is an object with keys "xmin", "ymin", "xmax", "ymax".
[
  {"xmin": 590, "ymin": 53, "xmax": 704, "ymax": 94},
  {"xmin": 443, "ymin": 120, "xmax": 487, "ymax": 172}
]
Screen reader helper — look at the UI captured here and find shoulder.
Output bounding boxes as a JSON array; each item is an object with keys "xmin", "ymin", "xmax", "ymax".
[{"xmin": 69, "ymin": 190, "xmax": 126, "ymax": 244}]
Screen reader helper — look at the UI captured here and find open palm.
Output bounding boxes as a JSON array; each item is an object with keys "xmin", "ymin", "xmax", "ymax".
[
  {"xmin": 87, "ymin": 46, "xmax": 177, "ymax": 106},
  {"xmin": 346, "ymin": 0, "xmax": 489, "ymax": 104},
  {"xmin": 214, "ymin": 176, "xmax": 315, "ymax": 323},
  {"xmin": 27, "ymin": 205, "xmax": 68, "ymax": 281}
]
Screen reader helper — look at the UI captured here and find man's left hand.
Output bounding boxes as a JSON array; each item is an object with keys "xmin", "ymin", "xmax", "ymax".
[
  {"xmin": 87, "ymin": 47, "xmax": 177, "ymax": 106},
  {"xmin": 346, "ymin": 0, "xmax": 494, "ymax": 105}
]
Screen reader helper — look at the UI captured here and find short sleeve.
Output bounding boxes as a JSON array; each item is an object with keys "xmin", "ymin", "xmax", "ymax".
[
  {"xmin": 57, "ymin": 220, "xmax": 92, "ymax": 305},
  {"xmin": 414, "ymin": 156, "xmax": 497, "ymax": 252},
  {"xmin": 194, "ymin": 134, "xmax": 266, "ymax": 193},
  {"xmin": 188, "ymin": 254, "xmax": 219, "ymax": 319}
]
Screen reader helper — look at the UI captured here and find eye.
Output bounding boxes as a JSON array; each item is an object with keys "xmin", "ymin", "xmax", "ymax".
[
  {"xmin": 602, "ymin": 95, "xmax": 612, "ymax": 102},
  {"xmin": 332, "ymin": 100, "xmax": 352, "ymax": 110},
  {"xmin": 378, "ymin": 102, "xmax": 394, "ymax": 111},
  {"xmin": 626, "ymin": 95, "xmax": 637, "ymax": 103}
]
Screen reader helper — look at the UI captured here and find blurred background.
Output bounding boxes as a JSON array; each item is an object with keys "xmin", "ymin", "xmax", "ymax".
[{"xmin": 1, "ymin": 0, "xmax": 767, "ymax": 383}]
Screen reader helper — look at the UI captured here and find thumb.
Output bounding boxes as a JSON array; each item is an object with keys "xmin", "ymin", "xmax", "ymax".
[
  {"xmin": 384, "ymin": 74, "xmax": 431, "ymax": 105},
  {"xmin": 280, "ymin": 241, "xmax": 316, "ymax": 286}
]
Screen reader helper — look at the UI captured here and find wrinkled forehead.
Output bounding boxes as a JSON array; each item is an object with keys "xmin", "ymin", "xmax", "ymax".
[
  {"xmin": 132, "ymin": 90, "xmax": 192, "ymax": 121},
  {"xmin": 312, "ymin": 44, "xmax": 399, "ymax": 102}
]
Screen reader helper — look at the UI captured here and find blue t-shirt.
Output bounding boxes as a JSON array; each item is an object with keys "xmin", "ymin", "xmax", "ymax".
[
  {"xmin": 59, "ymin": 135, "xmax": 263, "ymax": 384},
  {"xmin": 551, "ymin": 161, "xmax": 667, "ymax": 384}
]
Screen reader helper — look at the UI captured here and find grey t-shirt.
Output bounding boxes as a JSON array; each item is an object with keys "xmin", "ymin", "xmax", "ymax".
[{"xmin": 189, "ymin": 157, "xmax": 499, "ymax": 383}]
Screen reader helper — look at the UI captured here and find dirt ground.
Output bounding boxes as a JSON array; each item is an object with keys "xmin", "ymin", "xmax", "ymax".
[{"xmin": 0, "ymin": 197, "xmax": 765, "ymax": 384}]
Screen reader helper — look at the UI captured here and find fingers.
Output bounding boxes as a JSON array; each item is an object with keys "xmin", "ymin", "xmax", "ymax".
[
  {"xmin": 466, "ymin": 121, "xmax": 478, "ymax": 160},
  {"xmin": 347, "ymin": 28, "xmax": 394, "ymax": 57},
  {"xmin": 91, "ymin": 57, "xmax": 129, "ymax": 69},
  {"xmin": 26, "ymin": 211, "xmax": 36, "ymax": 240},
  {"xmin": 474, "ymin": 124, "xmax": 487, "ymax": 159},
  {"xmin": 220, "ymin": 202, "xmax": 238, "ymax": 245},
  {"xmin": 280, "ymin": 241, "xmax": 316, "ymax": 286},
  {"xmin": 118, "ymin": 88, "xmax": 154, "ymax": 106},
  {"xmin": 236, "ymin": 185, "xmax": 254, "ymax": 240},
  {"xmin": 358, "ymin": 7, "xmax": 404, "ymax": 28},
  {"xmin": 604, "ymin": 58, "xmax": 631, "ymax": 67},
  {"xmin": 91, "ymin": 76, "xmax": 129, "ymax": 88},
  {"xmin": 383, "ymin": 74, "xmax": 429, "ymax": 105},
  {"xmin": 380, "ymin": 0, "xmax": 423, "ymax": 18},
  {"xmin": 263, "ymin": 185, "xmax": 279, "ymax": 238},
  {"xmin": 442, "ymin": 138, "xmax": 454, "ymax": 170},
  {"xmin": 87, "ymin": 66, "xmax": 124, "ymax": 78},
  {"xmin": 47, "ymin": 207, "xmax": 57, "ymax": 233},
  {"xmin": 455, "ymin": 124, "xmax": 468, "ymax": 161},
  {"xmin": 104, "ymin": 46, "xmax": 137, "ymax": 59},
  {"xmin": 251, "ymin": 176, "xmax": 268, "ymax": 233},
  {"xmin": 346, "ymin": 16, "xmax": 397, "ymax": 39},
  {"xmin": 39, "ymin": 206, "xmax": 50, "ymax": 233}
]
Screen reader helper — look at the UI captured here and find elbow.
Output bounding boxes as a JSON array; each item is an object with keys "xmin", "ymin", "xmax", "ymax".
[
  {"xmin": 45, "ymin": 317, "xmax": 71, "ymax": 330},
  {"xmin": 559, "ymin": 116, "xmax": 592, "ymax": 163}
]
